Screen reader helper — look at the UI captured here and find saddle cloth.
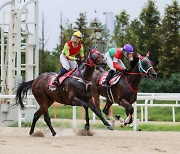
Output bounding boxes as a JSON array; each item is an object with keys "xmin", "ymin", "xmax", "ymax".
[
  {"xmin": 49, "ymin": 70, "xmax": 73, "ymax": 87},
  {"xmin": 99, "ymin": 71, "xmax": 123, "ymax": 86}
]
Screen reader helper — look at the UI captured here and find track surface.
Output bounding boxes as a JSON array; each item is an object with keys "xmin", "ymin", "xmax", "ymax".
[{"xmin": 0, "ymin": 127, "xmax": 180, "ymax": 154}]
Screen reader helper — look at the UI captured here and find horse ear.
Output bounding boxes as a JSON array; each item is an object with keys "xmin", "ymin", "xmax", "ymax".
[
  {"xmin": 137, "ymin": 53, "xmax": 143, "ymax": 60},
  {"xmin": 146, "ymin": 51, "xmax": 150, "ymax": 58}
]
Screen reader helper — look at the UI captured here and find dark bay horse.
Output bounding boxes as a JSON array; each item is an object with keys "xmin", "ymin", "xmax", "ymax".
[
  {"xmin": 91, "ymin": 52, "xmax": 157, "ymax": 127},
  {"xmin": 15, "ymin": 49, "xmax": 113, "ymax": 137}
]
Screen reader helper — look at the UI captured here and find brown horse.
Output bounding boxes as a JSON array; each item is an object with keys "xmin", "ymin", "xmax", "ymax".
[
  {"xmin": 91, "ymin": 52, "xmax": 157, "ymax": 127},
  {"xmin": 15, "ymin": 49, "xmax": 113, "ymax": 137}
]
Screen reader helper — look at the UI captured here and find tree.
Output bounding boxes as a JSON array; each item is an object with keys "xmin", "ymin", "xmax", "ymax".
[
  {"xmin": 113, "ymin": 10, "xmax": 130, "ymax": 47},
  {"xmin": 74, "ymin": 13, "xmax": 92, "ymax": 53},
  {"xmin": 158, "ymin": 0, "xmax": 180, "ymax": 77},
  {"xmin": 138, "ymin": 0, "xmax": 160, "ymax": 66},
  {"xmin": 125, "ymin": 19, "xmax": 141, "ymax": 52}
]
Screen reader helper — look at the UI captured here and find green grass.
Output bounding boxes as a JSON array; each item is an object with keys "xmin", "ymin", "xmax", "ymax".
[
  {"xmin": 9, "ymin": 120, "xmax": 180, "ymax": 131},
  {"xmin": 49, "ymin": 100, "xmax": 180, "ymax": 122},
  {"xmin": 138, "ymin": 124, "xmax": 180, "ymax": 131},
  {"xmin": 9, "ymin": 100, "xmax": 180, "ymax": 131}
]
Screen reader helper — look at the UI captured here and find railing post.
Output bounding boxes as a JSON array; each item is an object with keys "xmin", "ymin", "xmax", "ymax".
[
  {"xmin": 81, "ymin": 107, "xmax": 84, "ymax": 120},
  {"xmin": 141, "ymin": 106, "xmax": 144, "ymax": 121},
  {"xmin": 18, "ymin": 105, "xmax": 22, "ymax": 127},
  {"xmin": 172, "ymin": 106, "xmax": 175, "ymax": 123},
  {"xmin": 144, "ymin": 99, "xmax": 148, "ymax": 123},
  {"xmin": 133, "ymin": 101, "xmax": 138, "ymax": 131}
]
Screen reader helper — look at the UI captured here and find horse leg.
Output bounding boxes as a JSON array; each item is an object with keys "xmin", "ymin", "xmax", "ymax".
[
  {"xmin": 83, "ymin": 104, "xmax": 90, "ymax": 130},
  {"xmin": 125, "ymin": 107, "xmax": 133, "ymax": 124},
  {"xmin": 32, "ymin": 95, "xmax": 56, "ymax": 136},
  {"xmin": 42, "ymin": 104, "xmax": 57, "ymax": 136},
  {"xmin": 72, "ymin": 98, "xmax": 90, "ymax": 130},
  {"xmin": 102, "ymin": 99, "xmax": 115, "ymax": 128},
  {"xmin": 29, "ymin": 108, "xmax": 43, "ymax": 135},
  {"xmin": 92, "ymin": 90, "xmax": 101, "ymax": 112},
  {"xmin": 120, "ymin": 99, "xmax": 134, "ymax": 127},
  {"xmin": 88, "ymin": 98, "xmax": 113, "ymax": 130}
]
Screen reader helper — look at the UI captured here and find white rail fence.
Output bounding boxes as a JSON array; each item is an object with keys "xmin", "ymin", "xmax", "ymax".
[{"xmin": 0, "ymin": 93, "xmax": 180, "ymax": 130}]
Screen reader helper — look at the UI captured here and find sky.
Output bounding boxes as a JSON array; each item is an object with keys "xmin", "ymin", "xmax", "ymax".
[{"xmin": 0, "ymin": 0, "xmax": 174, "ymax": 51}]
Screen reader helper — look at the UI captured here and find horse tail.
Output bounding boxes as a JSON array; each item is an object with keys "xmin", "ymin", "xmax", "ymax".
[{"xmin": 15, "ymin": 80, "xmax": 34, "ymax": 110}]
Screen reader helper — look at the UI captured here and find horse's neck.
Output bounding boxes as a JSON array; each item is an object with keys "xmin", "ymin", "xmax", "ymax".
[
  {"xmin": 127, "ymin": 64, "xmax": 142, "ymax": 90},
  {"xmin": 80, "ymin": 65, "xmax": 94, "ymax": 81}
]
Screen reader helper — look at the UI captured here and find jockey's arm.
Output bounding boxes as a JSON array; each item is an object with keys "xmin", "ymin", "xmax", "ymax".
[
  {"xmin": 62, "ymin": 43, "xmax": 76, "ymax": 61},
  {"xmin": 79, "ymin": 46, "xmax": 84, "ymax": 60},
  {"xmin": 113, "ymin": 57, "xmax": 123, "ymax": 71}
]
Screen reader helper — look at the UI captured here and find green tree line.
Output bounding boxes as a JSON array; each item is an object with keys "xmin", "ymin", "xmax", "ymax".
[{"xmin": 40, "ymin": 0, "xmax": 179, "ymax": 75}]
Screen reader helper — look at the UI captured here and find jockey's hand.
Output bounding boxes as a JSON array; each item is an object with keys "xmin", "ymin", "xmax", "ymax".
[
  {"xmin": 122, "ymin": 69, "xmax": 128, "ymax": 74},
  {"xmin": 76, "ymin": 58, "xmax": 82, "ymax": 63}
]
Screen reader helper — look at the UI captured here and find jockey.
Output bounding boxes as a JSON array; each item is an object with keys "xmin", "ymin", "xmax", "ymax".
[
  {"xmin": 103, "ymin": 44, "xmax": 134, "ymax": 87},
  {"xmin": 53, "ymin": 31, "xmax": 84, "ymax": 85}
]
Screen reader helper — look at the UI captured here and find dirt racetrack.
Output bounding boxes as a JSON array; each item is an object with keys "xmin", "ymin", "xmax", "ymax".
[{"xmin": 0, "ymin": 127, "xmax": 180, "ymax": 154}]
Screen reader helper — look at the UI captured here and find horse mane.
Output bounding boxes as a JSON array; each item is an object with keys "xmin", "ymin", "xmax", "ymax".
[{"xmin": 129, "ymin": 55, "xmax": 139, "ymax": 71}]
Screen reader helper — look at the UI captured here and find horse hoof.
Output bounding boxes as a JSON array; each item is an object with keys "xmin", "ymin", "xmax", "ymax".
[
  {"xmin": 84, "ymin": 125, "xmax": 90, "ymax": 131},
  {"xmin": 52, "ymin": 132, "xmax": 57, "ymax": 137},
  {"xmin": 107, "ymin": 125, "xmax": 114, "ymax": 130},
  {"xmin": 120, "ymin": 123, "xmax": 125, "ymax": 128}
]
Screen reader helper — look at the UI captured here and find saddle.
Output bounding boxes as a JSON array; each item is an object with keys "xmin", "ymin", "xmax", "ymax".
[
  {"xmin": 99, "ymin": 71, "xmax": 123, "ymax": 87},
  {"xmin": 49, "ymin": 70, "xmax": 74, "ymax": 87}
]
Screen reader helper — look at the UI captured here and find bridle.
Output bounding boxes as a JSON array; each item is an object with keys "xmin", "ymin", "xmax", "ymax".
[
  {"xmin": 83, "ymin": 50, "xmax": 104, "ymax": 68},
  {"xmin": 125, "ymin": 54, "xmax": 154, "ymax": 93},
  {"xmin": 126, "ymin": 58, "xmax": 153, "ymax": 76}
]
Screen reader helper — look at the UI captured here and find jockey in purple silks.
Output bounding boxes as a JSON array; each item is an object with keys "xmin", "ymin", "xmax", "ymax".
[
  {"xmin": 53, "ymin": 31, "xmax": 84, "ymax": 85},
  {"xmin": 103, "ymin": 44, "xmax": 134, "ymax": 87}
]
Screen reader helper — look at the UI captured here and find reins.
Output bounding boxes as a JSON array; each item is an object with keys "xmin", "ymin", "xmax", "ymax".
[{"xmin": 124, "ymin": 76, "xmax": 138, "ymax": 93}]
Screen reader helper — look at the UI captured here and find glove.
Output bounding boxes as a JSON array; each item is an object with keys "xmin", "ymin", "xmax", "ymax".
[
  {"xmin": 122, "ymin": 69, "xmax": 128, "ymax": 73},
  {"xmin": 76, "ymin": 58, "xmax": 82, "ymax": 63}
]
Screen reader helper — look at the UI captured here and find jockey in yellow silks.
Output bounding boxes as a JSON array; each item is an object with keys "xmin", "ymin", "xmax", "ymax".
[{"xmin": 53, "ymin": 31, "xmax": 84, "ymax": 85}]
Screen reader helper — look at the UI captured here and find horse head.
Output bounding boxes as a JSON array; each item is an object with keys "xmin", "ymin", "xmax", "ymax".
[
  {"xmin": 137, "ymin": 52, "xmax": 157, "ymax": 79},
  {"xmin": 83, "ymin": 49, "xmax": 106, "ymax": 68}
]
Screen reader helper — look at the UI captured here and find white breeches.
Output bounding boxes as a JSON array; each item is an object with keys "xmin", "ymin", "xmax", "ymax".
[
  {"xmin": 60, "ymin": 53, "xmax": 77, "ymax": 70},
  {"xmin": 104, "ymin": 52, "xmax": 126, "ymax": 71}
]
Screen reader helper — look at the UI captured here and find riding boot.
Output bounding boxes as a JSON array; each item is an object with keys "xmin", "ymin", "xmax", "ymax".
[
  {"xmin": 103, "ymin": 70, "xmax": 115, "ymax": 88},
  {"xmin": 53, "ymin": 68, "xmax": 67, "ymax": 85}
]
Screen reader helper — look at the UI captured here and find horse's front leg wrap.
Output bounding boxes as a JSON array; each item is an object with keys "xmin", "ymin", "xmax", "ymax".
[
  {"xmin": 118, "ymin": 116, "xmax": 125, "ymax": 128},
  {"xmin": 124, "ymin": 115, "xmax": 131, "ymax": 126},
  {"xmin": 120, "ymin": 99, "xmax": 134, "ymax": 126},
  {"xmin": 108, "ymin": 115, "xmax": 115, "ymax": 128}
]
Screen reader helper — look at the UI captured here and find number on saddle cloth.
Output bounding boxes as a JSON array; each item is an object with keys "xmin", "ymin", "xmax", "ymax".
[{"xmin": 49, "ymin": 71, "xmax": 74, "ymax": 87}]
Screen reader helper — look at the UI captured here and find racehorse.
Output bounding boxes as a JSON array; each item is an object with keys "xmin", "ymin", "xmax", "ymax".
[
  {"xmin": 91, "ymin": 52, "xmax": 157, "ymax": 127},
  {"xmin": 15, "ymin": 49, "xmax": 113, "ymax": 137}
]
